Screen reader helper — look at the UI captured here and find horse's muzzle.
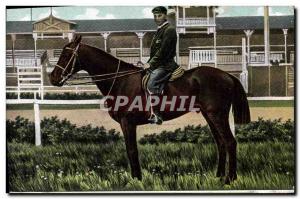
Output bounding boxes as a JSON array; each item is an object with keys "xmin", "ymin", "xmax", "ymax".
[{"xmin": 49, "ymin": 73, "xmax": 64, "ymax": 87}]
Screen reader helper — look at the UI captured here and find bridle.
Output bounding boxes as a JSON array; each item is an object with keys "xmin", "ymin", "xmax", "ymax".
[
  {"xmin": 55, "ymin": 43, "xmax": 80, "ymax": 85},
  {"xmin": 54, "ymin": 43, "xmax": 143, "ymax": 96}
]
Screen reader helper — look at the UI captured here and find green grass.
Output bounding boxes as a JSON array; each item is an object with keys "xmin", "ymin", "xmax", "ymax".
[
  {"xmin": 6, "ymin": 100, "xmax": 294, "ymax": 110},
  {"xmin": 7, "ymin": 141, "xmax": 295, "ymax": 192}
]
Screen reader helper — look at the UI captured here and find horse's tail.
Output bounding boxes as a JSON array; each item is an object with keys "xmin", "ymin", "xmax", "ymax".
[{"xmin": 231, "ymin": 75, "xmax": 251, "ymax": 124}]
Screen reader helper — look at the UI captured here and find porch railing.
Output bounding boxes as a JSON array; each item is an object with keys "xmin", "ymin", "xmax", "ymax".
[
  {"xmin": 6, "ymin": 58, "xmax": 41, "ymax": 67},
  {"xmin": 250, "ymin": 51, "xmax": 284, "ymax": 63},
  {"xmin": 189, "ymin": 50, "xmax": 216, "ymax": 68},
  {"xmin": 177, "ymin": 17, "xmax": 215, "ymax": 27}
]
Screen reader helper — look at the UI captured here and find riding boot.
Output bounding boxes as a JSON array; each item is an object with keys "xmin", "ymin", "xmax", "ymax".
[
  {"xmin": 148, "ymin": 108, "xmax": 163, "ymax": 125},
  {"xmin": 148, "ymin": 94, "xmax": 163, "ymax": 125}
]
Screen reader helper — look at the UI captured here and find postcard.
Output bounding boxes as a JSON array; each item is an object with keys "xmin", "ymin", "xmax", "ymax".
[{"xmin": 6, "ymin": 5, "xmax": 295, "ymax": 194}]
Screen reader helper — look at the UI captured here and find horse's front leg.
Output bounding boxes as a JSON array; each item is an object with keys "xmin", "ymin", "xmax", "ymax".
[{"xmin": 120, "ymin": 117, "xmax": 142, "ymax": 180}]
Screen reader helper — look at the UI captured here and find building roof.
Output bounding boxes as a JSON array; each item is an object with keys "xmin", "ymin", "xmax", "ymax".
[
  {"xmin": 6, "ymin": 16, "xmax": 294, "ymax": 34},
  {"xmin": 6, "ymin": 21, "xmax": 33, "ymax": 33},
  {"xmin": 72, "ymin": 19, "xmax": 157, "ymax": 32},
  {"xmin": 216, "ymin": 16, "xmax": 294, "ymax": 30}
]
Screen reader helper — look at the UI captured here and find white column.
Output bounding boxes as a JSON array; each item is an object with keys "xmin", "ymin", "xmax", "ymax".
[
  {"xmin": 240, "ymin": 38, "xmax": 248, "ymax": 93},
  {"xmin": 213, "ymin": 30, "xmax": 217, "ymax": 68},
  {"xmin": 213, "ymin": 7, "xmax": 217, "ymax": 68},
  {"xmin": 67, "ymin": 32, "xmax": 74, "ymax": 42},
  {"xmin": 264, "ymin": 6, "xmax": 270, "ymax": 65},
  {"xmin": 135, "ymin": 32, "xmax": 146, "ymax": 61},
  {"xmin": 282, "ymin": 29, "xmax": 288, "ymax": 96},
  {"xmin": 101, "ymin": 32, "xmax": 110, "ymax": 52},
  {"xmin": 244, "ymin": 30, "xmax": 254, "ymax": 64},
  {"xmin": 33, "ymin": 33, "xmax": 38, "ymax": 66},
  {"xmin": 176, "ymin": 6, "xmax": 179, "ymax": 26},
  {"xmin": 11, "ymin": 34, "xmax": 16, "ymax": 69},
  {"xmin": 183, "ymin": 7, "xmax": 186, "ymax": 24},
  {"xmin": 282, "ymin": 29, "xmax": 288, "ymax": 64},
  {"xmin": 207, "ymin": 6, "xmax": 209, "ymax": 25},
  {"xmin": 176, "ymin": 32, "xmax": 180, "ymax": 64}
]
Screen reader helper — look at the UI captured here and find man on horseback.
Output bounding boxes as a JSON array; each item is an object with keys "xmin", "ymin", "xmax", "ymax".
[{"xmin": 143, "ymin": 6, "xmax": 179, "ymax": 125}]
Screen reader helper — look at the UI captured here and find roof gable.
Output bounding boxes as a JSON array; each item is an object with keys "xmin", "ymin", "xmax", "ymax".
[
  {"xmin": 6, "ymin": 16, "xmax": 294, "ymax": 34},
  {"xmin": 33, "ymin": 14, "xmax": 76, "ymax": 33}
]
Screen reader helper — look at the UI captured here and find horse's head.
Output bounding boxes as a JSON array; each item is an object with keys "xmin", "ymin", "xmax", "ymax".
[{"xmin": 49, "ymin": 35, "xmax": 82, "ymax": 86}]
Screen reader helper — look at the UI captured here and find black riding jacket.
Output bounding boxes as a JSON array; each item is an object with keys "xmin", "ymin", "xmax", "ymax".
[{"xmin": 147, "ymin": 22, "xmax": 178, "ymax": 71}]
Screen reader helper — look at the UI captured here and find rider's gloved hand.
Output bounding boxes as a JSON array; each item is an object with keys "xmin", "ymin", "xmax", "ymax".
[{"xmin": 143, "ymin": 63, "xmax": 150, "ymax": 69}]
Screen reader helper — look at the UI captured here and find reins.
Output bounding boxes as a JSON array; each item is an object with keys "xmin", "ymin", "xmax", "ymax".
[
  {"xmin": 55, "ymin": 43, "xmax": 144, "ymax": 92},
  {"xmin": 66, "ymin": 69, "xmax": 143, "ymax": 86}
]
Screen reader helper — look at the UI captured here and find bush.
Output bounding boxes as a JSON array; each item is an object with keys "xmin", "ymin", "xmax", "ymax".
[
  {"xmin": 139, "ymin": 118, "xmax": 294, "ymax": 145},
  {"xmin": 7, "ymin": 116, "xmax": 35, "ymax": 143},
  {"xmin": 43, "ymin": 92, "xmax": 103, "ymax": 100},
  {"xmin": 6, "ymin": 92, "xmax": 103, "ymax": 100},
  {"xmin": 139, "ymin": 125, "xmax": 213, "ymax": 145},
  {"xmin": 6, "ymin": 117, "xmax": 294, "ymax": 145},
  {"xmin": 7, "ymin": 116, "xmax": 122, "ymax": 145},
  {"xmin": 236, "ymin": 117, "xmax": 294, "ymax": 142},
  {"xmin": 6, "ymin": 93, "xmax": 40, "ymax": 99}
]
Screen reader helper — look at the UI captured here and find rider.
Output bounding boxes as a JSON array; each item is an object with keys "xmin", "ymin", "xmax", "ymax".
[{"xmin": 143, "ymin": 6, "xmax": 179, "ymax": 125}]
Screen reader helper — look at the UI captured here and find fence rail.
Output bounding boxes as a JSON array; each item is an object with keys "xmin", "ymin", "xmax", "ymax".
[
  {"xmin": 6, "ymin": 96, "xmax": 294, "ymax": 146},
  {"xmin": 6, "ymin": 58, "xmax": 41, "ymax": 67},
  {"xmin": 6, "ymin": 85, "xmax": 99, "ymax": 98},
  {"xmin": 6, "ymin": 99, "xmax": 104, "ymax": 146},
  {"xmin": 177, "ymin": 17, "xmax": 215, "ymax": 26},
  {"xmin": 189, "ymin": 49, "xmax": 216, "ymax": 68},
  {"xmin": 250, "ymin": 51, "xmax": 284, "ymax": 63}
]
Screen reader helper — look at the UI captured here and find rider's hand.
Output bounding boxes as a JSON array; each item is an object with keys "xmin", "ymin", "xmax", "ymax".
[{"xmin": 143, "ymin": 63, "xmax": 150, "ymax": 69}]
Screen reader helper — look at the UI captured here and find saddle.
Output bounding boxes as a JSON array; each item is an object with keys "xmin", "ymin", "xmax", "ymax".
[{"xmin": 142, "ymin": 66, "xmax": 185, "ymax": 91}]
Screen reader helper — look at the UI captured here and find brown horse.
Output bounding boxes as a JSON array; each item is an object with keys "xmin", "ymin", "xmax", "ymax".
[{"xmin": 50, "ymin": 35, "xmax": 250, "ymax": 184}]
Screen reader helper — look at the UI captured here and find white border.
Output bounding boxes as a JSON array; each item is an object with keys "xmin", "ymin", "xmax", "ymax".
[
  {"xmin": 2, "ymin": 0, "xmax": 298, "ymax": 198},
  {"xmin": 9, "ymin": 190, "xmax": 295, "ymax": 194}
]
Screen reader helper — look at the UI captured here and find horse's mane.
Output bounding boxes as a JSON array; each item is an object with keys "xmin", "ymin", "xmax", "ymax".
[{"xmin": 82, "ymin": 43, "xmax": 141, "ymax": 71}]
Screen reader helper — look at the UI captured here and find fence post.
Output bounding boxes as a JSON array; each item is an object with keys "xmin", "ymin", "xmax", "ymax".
[
  {"xmin": 285, "ymin": 65, "xmax": 288, "ymax": 96},
  {"xmin": 34, "ymin": 101, "xmax": 41, "ymax": 146},
  {"xmin": 229, "ymin": 105, "xmax": 235, "ymax": 137}
]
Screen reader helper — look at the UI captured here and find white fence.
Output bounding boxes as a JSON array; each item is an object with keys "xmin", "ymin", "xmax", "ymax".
[
  {"xmin": 6, "ymin": 58, "xmax": 41, "ymax": 67},
  {"xmin": 177, "ymin": 17, "xmax": 215, "ymax": 26},
  {"xmin": 6, "ymin": 96, "xmax": 294, "ymax": 146},
  {"xmin": 187, "ymin": 43, "xmax": 293, "ymax": 67},
  {"xmin": 250, "ymin": 51, "xmax": 284, "ymax": 63},
  {"xmin": 6, "ymin": 50, "xmax": 44, "ymax": 67},
  {"xmin": 6, "ymin": 99, "xmax": 104, "ymax": 146},
  {"xmin": 189, "ymin": 49, "xmax": 216, "ymax": 68},
  {"xmin": 7, "ymin": 85, "xmax": 99, "ymax": 99},
  {"xmin": 17, "ymin": 66, "xmax": 44, "ymax": 100}
]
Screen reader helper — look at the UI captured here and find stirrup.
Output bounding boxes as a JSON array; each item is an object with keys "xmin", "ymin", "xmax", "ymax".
[{"xmin": 148, "ymin": 114, "xmax": 163, "ymax": 125}]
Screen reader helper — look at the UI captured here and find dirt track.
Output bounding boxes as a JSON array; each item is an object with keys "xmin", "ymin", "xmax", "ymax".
[{"xmin": 6, "ymin": 107, "xmax": 294, "ymax": 139}]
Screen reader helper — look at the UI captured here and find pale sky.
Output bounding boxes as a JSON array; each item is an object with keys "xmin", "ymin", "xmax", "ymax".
[{"xmin": 6, "ymin": 6, "xmax": 294, "ymax": 21}]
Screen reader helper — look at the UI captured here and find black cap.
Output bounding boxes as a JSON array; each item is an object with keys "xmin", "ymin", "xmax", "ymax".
[{"xmin": 151, "ymin": 6, "xmax": 167, "ymax": 14}]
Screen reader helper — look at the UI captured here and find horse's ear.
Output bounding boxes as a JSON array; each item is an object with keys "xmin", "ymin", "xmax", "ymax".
[{"xmin": 73, "ymin": 35, "xmax": 82, "ymax": 44}]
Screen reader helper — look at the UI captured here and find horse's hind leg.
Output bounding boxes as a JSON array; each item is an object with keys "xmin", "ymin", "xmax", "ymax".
[
  {"xmin": 206, "ymin": 111, "xmax": 237, "ymax": 184},
  {"xmin": 202, "ymin": 112, "xmax": 226, "ymax": 178}
]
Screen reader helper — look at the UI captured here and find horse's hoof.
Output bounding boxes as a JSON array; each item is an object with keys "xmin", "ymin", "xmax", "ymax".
[
  {"xmin": 216, "ymin": 170, "xmax": 225, "ymax": 178},
  {"xmin": 219, "ymin": 176, "xmax": 224, "ymax": 182},
  {"xmin": 224, "ymin": 174, "xmax": 237, "ymax": 185}
]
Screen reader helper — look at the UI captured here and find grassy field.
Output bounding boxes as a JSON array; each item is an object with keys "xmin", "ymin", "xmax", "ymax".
[
  {"xmin": 7, "ymin": 141, "xmax": 294, "ymax": 192},
  {"xmin": 6, "ymin": 100, "xmax": 294, "ymax": 110}
]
